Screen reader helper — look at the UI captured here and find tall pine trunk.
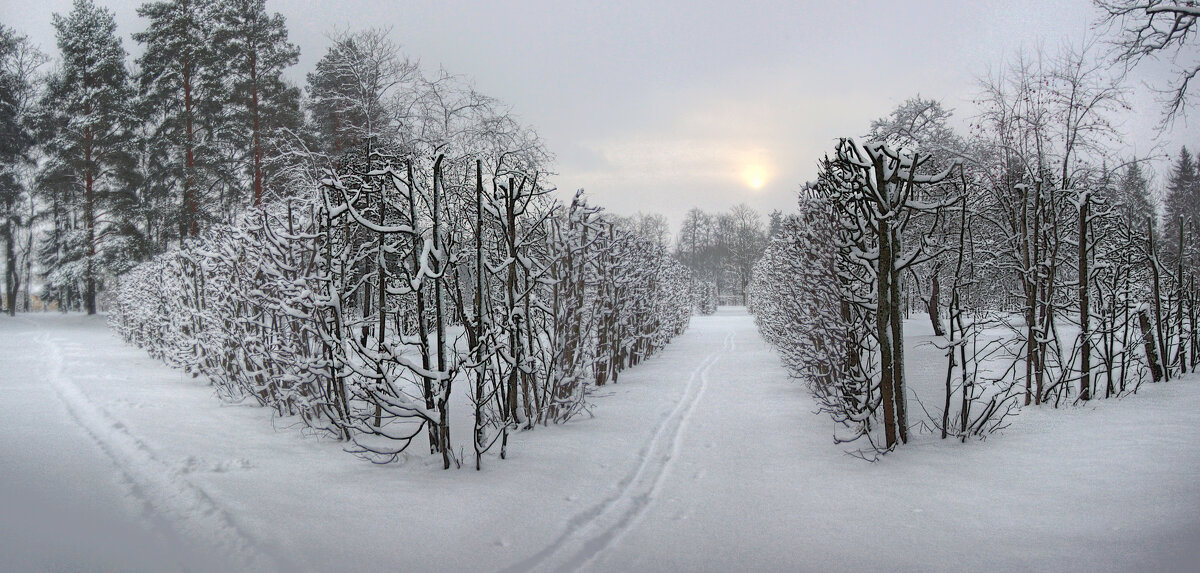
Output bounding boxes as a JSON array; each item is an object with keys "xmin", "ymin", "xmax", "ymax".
[
  {"xmin": 183, "ymin": 62, "xmax": 198, "ymax": 239},
  {"xmin": 84, "ymin": 128, "xmax": 96, "ymax": 316},
  {"xmin": 250, "ymin": 50, "xmax": 263, "ymax": 206}
]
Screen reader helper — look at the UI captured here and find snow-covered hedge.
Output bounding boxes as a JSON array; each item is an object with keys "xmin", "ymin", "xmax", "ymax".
[
  {"xmin": 694, "ymin": 281, "xmax": 718, "ymax": 315},
  {"xmin": 110, "ymin": 158, "xmax": 692, "ymax": 468},
  {"xmin": 752, "ymin": 138, "xmax": 1180, "ymax": 457},
  {"xmin": 747, "ymin": 195, "xmax": 862, "ymax": 439}
]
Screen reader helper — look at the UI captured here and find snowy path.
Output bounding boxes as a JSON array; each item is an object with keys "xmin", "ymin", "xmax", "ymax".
[
  {"xmin": 2, "ymin": 309, "xmax": 1199, "ymax": 572},
  {"xmin": 0, "ymin": 316, "xmax": 240, "ymax": 572},
  {"xmin": 500, "ymin": 330, "xmax": 735, "ymax": 573},
  {"xmin": 573, "ymin": 309, "xmax": 1200, "ymax": 573}
]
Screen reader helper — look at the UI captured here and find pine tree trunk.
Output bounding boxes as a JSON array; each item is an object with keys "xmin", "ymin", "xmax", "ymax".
[
  {"xmin": 250, "ymin": 51, "xmax": 263, "ymax": 206},
  {"xmin": 184, "ymin": 63, "xmax": 198, "ymax": 239},
  {"xmin": 84, "ymin": 130, "xmax": 96, "ymax": 316},
  {"xmin": 3, "ymin": 223, "xmax": 17, "ymax": 316}
]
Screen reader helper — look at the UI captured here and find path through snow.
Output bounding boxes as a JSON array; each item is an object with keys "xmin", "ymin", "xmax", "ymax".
[{"xmin": 1, "ymin": 309, "xmax": 1198, "ymax": 572}]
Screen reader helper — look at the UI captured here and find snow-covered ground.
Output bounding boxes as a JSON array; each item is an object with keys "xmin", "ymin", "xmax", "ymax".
[{"xmin": 2, "ymin": 308, "xmax": 1198, "ymax": 572}]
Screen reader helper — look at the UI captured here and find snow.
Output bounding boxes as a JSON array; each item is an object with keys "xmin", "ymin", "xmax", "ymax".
[{"xmin": 2, "ymin": 308, "xmax": 1199, "ymax": 572}]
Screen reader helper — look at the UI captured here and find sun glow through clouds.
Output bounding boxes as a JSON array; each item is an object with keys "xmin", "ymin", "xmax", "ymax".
[{"xmin": 742, "ymin": 164, "xmax": 768, "ymax": 190}]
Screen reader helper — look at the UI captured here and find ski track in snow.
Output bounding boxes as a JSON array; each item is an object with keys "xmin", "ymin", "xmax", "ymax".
[
  {"xmin": 36, "ymin": 333, "xmax": 284, "ymax": 572},
  {"xmin": 500, "ymin": 329, "xmax": 735, "ymax": 573}
]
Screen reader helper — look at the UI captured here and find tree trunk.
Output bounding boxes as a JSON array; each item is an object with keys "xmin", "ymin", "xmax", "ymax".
[
  {"xmin": 3, "ymin": 223, "xmax": 17, "ymax": 316},
  {"xmin": 432, "ymin": 157, "xmax": 451, "ymax": 469},
  {"xmin": 1174, "ymin": 218, "xmax": 1187, "ymax": 374},
  {"xmin": 406, "ymin": 161, "xmax": 436, "ymax": 453},
  {"xmin": 1020, "ymin": 184, "xmax": 1035, "ymax": 405},
  {"xmin": 1139, "ymin": 307, "xmax": 1164, "ymax": 382},
  {"xmin": 928, "ymin": 268, "xmax": 944, "ymax": 337},
  {"xmin": 84, "ymin": 131, "xmax": 96, "ymax": 316},
  {"xmin": 505, "ymin": 178, "xmax": 520, "ymax": 422},
  {"xmin": 473, "ymin": 160, "xmax": 485, "ymax": 470},
  {"xmin": 1078, "ymin": 193, "xmax": 1091, "ymax": 401},
  {"xmin": 890, "ymin": 228, "xmax": 908, "ymax": 444},
  {"xmin": 184, "ymin": 63, "xmax": 198, "ymax": 239},
  {"xmin": 1031, "ymin": 181, "xmax": 1044, "ymax": 403},
  {"xmin": 876, "ymin": 215, "xmax": 898, "ymax": 450},
  {"xmin": 1149, "ymin": 219, "xmax": 1169, "ymax": 382},
  {"xmin": 250, "ymin": 51, "xmax": 263, "ymax": 206}
]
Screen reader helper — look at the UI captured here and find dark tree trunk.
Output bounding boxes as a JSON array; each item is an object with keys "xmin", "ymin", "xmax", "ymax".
[
  {"xmin": 184, "ymin": 63, "xmax": 198, "ymax": 239},
  {"xmin": 84, "ymin": 129, "xmax": 96, "ymax": 316},
  {"xmin": 928, "ymin": 269, "xmax": 945, "ymax": 337},
  {"xmin": 3, "ymin": 226, "xmax": 17, "ymax": 317},
  {"xmin": 1079, "ymin": 193, "xmax": 1091, "ymax": 401},
  {"xmin": 250, "ymin": 51, "xmax": 263, "ymax": 206},
  {"xmin": 1140, "ymin": 307, "xmax": 1164, "ymax": 383}
]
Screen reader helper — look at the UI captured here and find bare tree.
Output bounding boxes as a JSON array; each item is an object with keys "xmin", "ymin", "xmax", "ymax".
[
  {"xmin": 725, "ymin": 204, "xmax": 766, "ymax": 306},
  {"xmin": 1095, "ymin": 0, "xmax": 1200, "ymax": 121},
  {"xmin": 868, "ymin": 97, "xmax": 967, "ymax": 336}
]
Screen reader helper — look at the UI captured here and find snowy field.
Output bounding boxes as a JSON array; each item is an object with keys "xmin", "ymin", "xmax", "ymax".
[{"xmin": 2, "ymin": 308, "xmax": 1199, "ymax": 573}]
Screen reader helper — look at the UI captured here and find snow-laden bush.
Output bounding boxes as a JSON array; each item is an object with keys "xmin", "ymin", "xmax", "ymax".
[
  {"xmin": 694, "ymin": 281, "xmax": 718, "ymax": 315},
  {"xmin": 750, "ymin": 141, "xmax": 1017, "ymax": 455},
  {"xmin": 110, "ymin": 158, "xmax": 692, "ymax": 469},
  {"xmin": 110, "ymin": 201, "xmax": 330, "ymax": 420},
  {"xmin": 748, "ymin": 196, "xmax": 862, "ymax": 441}
]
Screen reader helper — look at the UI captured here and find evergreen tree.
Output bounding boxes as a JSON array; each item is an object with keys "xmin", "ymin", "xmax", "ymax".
[
  {"xmin": 0, "ymin": 26, "xmax": 27, "ymax": 162},
  {"xmin": 214, "ymin": 0, "xmax": 301, "ymax": 205},
  {"xmin": 1162, "ymin": 146, "xmax": 1199, "ymax": 262},
  {"xmin": 39, "ymin": 0, "xmax": 137, "ymax": 314},
  {"xmin": 305, "ymin": 29, "xmax": 413, "ymax": 159},
  {"xmin": 0, "ymin": 24, "xmax": 38, "ymax": 315},
  {"xmin": 767, "ymin": 209, "xmax": 784, "ymax": 238},
  {"xmin": 134, "ymin": 0, "xmax": 224, "ymax": 240},
  {"xmin": 1114, "ymin": 159, "xmax": 1155, "ymax": 234}
]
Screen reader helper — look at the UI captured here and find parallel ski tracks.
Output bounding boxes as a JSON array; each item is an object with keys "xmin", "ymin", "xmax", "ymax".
[
  {"xmin": 37, "ymin": 334, "xmax": 284, "ymax": 572},
  {"xmin": 501, "ymin": 329, "xmax": 735, "ymax": 573}
]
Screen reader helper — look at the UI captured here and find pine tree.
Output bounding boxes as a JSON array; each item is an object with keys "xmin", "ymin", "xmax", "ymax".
[
  {"xmin": 214, "ymin": 0, "xmax": 301, "ymax": 205},
  {"xmin": 0, "ymin": 27, "xmax": 26, "ymax": 161},
  {"xmin": 39, "ymin": 0, "xmax": 137, "ymax": 314},
  {"xmin": 305, "ymin": 30, "xmax": 413, "ymax": 159},
  {"xmin": 1114, "ymin": 159, "xmax": 1155, "ymax": 235},
  {"xmin": 1162, "ymin": 146, "xmax": 1199, "ymax": 263},
  {"xmin": 767, "ymin": 209, "xmax": 783, "ymax": 238},
  {"xmin": 0, "ymin": 25, "xmax": 37, "ymax": 315},
  {"xmin": 134, "ymin": 0, "xmax": 224, "ymax": 240}
]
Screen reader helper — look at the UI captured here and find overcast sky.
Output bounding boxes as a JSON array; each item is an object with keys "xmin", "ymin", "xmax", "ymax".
[{"xmin": 2, "ymin": 0, "xmax": 1191, "ymax": 231}]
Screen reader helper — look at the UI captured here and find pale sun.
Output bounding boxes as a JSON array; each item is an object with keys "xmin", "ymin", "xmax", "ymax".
[{"xmin": 741, "ymin": 165, "xmax": 768, "ymax": 190}]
